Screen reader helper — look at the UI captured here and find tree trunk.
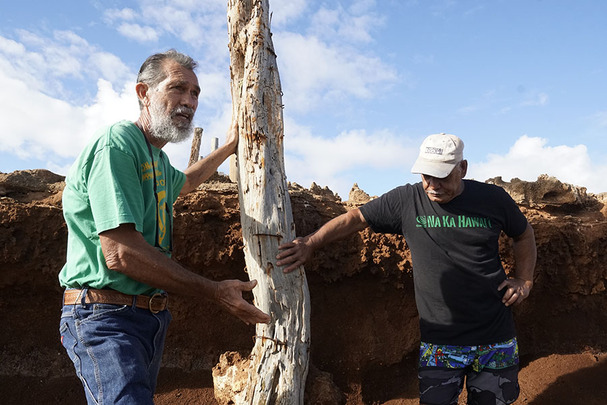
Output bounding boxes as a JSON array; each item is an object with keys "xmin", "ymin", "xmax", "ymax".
[{"xmin": 212, "ymin": 0, "xmax": 311, "ymax": 404}]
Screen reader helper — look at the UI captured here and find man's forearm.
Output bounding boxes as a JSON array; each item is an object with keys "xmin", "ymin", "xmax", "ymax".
[
  {"xmin": 181, "ymin": 143, "xmax": 235, "ymax": 195},
  {"xmin": 276, "ymin": 208, "xmax": 368, "ymax": 273},
  {"xmin": 100, "ymin": 224, "xmax": 270, "ymax": 324},
  {"xmin": 307, "ymin": 208, "xmax": 368, "ymax": 249},
  {"xmin": 100, "ymin": 225, "xmax": 218, "ymax": 298},
  {"xmin": 512, "ymin": 223, "xmax": 537, "ymax": 283}
]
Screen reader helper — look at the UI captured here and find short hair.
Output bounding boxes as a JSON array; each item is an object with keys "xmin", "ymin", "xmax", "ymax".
[{"xmin": 136, "ymin": 49, "xmax": 198, "ymax": 109}]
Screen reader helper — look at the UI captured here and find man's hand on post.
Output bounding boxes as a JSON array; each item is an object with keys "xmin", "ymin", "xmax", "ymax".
[
  {"xmin": 214, "ymin": 279, "xmax": 271, "ymax": 325},
  {"xmin": 225, "ymin": 121, "xmax": 238, "ymax": 153},
  {"xmin": 276, "ymin": 237, "xmax": 313, "ymax": 273}
]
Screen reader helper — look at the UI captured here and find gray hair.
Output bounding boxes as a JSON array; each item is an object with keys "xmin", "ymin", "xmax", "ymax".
[{"xmin": 136, "ymin": 49, "xmax": 198, "ymax": 109}]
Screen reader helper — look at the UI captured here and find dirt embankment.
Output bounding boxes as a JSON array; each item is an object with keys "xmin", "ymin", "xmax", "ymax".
[{"xmin": 1, "ymin": 170, "xmax": 606, "ymax": 404}]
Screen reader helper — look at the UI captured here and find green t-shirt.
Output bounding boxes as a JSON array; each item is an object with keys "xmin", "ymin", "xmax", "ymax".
[{"xmin": 59, "ymin": 120, "xmax": 186, "ymax": 296}]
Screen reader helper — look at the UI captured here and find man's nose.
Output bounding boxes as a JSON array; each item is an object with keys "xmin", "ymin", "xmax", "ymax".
[
  {"xmin": 427, "ymin": 176, "xmax": 441, "ymax": 188},
  {"xmin": 183, "ymin": 95, "xmax": 197, "ymax": 110}
]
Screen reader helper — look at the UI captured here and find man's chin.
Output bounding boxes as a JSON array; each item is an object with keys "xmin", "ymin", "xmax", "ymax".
[
  {"xmin": 173, "ymin": 116, "xmax": 192, "ymax": 127},
  {"xmin": 168, "ymin": 120, "xmax": 194, "ymax": 142},
  {"xmin": 170, "ymin": 130, "xmax": 192, "ymax": 144},
  {"xmin": 427, "ymin": 193, "xmax": 446, "ymax": 203}
]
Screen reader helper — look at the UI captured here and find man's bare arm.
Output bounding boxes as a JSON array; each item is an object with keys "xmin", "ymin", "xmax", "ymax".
[
  {"xmin": 276, "ymin": 208, "xmax": 368, "ymax": 273},
  {"xmin": 498, "ymin": 223, "xmax": 537, "ymax": 306},
  {"xmin": 180, "ymin": 123, "xmax": 237, "ymax": 196},
  {"xmin": 99, "ymin": 224, "xmax": 270, "ymax": 325}
]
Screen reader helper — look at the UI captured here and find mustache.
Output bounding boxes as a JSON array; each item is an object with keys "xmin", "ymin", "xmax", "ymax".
[{"xmin": 171, "ymin": 106, "xmax": 195, "ymax": 121}]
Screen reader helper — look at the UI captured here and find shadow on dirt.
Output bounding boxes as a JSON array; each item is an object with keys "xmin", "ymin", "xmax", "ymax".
[{"xmin": 527, "ymin": 355, "xmax": 607, "ymax": 405}]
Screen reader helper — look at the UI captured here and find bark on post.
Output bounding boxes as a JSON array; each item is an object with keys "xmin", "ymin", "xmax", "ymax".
[
  {"xmin": 188, "ymin": 127, "xmax": 203, "ymax": 167},
  {"xmin": 212, "ymin": 0, "xmax": 311, "ymax": 403}
]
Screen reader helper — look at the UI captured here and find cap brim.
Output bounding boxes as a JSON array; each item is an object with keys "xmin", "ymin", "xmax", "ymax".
[{"xmin": 411, "ymin": 158, "xmax": 456, "ymax": 178}]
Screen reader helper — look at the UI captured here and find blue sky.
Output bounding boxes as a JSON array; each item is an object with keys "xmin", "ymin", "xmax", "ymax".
[{"xmin": 1, "ymin": 0, "xmax": 606, "ymax": 199}]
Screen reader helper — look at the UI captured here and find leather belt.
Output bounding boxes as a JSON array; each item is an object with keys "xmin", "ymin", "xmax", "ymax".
[{"xmin": 63, "ymin": 289, "xmax": 168, "ymax": 313}]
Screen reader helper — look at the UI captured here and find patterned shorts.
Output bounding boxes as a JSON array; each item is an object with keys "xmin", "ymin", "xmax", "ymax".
[
  {"xmin": 418, "ymin": 338, "xmax": 520, "ymax": 405},
  {"xmin": 419, "ymin": 337, "xmax": 519, "ymax": 372}
]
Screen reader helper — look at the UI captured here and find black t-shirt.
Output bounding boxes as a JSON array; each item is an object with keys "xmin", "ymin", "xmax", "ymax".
[{"xmin": 359, "ymin": 180, "xmax": 528, "ymax": 345}]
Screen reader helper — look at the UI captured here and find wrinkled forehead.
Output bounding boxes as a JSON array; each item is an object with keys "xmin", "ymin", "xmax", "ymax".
[{"xmin": 160, "ymin": 60, "xmax": 200, "ymax": 90}]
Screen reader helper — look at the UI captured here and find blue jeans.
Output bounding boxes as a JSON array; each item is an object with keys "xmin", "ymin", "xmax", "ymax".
[{"xmin": 59, "ymin": 289, "xmax": 172, "ymax": 405}]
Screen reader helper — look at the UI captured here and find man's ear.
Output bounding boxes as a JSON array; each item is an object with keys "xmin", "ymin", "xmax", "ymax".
[
  {"xmin": 460, "ymin": 160, "xmax": 468, "ymax": 178},
  {"xmin": 135, "ymin": 82, "xmax": 150, "ymax": 106}
]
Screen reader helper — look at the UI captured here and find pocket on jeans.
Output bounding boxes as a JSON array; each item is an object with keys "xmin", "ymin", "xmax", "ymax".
[
  {"xmin": 78, "ymin": 303, "xmax": 130, "ymax": 324},
  {"xmin": 59, "ymin": 322, "xmax": 69, "ymax": 348},
  {"xmin": 59, "ymin": 321, "xmax": 77, "ymax": 358}
]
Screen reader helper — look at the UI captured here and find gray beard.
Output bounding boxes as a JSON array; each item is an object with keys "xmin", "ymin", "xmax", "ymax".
[{"xmin": 149, "ymin": 102, "xmax": 193, "ymax": 144}]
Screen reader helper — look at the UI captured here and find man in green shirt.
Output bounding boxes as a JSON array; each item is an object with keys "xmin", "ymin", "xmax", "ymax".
[{"xmin": 59, "ymin": 49, "xmax": 270, "ymax": 405}]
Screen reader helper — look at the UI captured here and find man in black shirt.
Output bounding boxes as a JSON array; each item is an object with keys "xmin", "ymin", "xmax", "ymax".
[{"xmin": 277, "ymin": 133, "xmax": 536, "ymax": 405}]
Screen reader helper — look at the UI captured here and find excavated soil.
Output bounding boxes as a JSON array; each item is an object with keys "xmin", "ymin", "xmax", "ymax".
[{"xmin": 1, "ymin": 170, "xmax": 607, "ymax": 404}]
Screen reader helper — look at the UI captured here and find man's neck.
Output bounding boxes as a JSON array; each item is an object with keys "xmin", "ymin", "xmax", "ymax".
[{"xmin": 135, "ymin": 118, "xmax": 167, "ymax": 149}]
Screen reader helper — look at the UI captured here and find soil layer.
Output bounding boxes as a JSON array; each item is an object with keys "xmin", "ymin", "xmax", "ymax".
[{"xmin": 1, "ymin": 170, "xmax": 606, "ymax": 404}]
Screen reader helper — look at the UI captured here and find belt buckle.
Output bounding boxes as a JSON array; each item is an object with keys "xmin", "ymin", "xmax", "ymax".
[{"xmin": 148, "ymin": 293, "xmax": 164, "ymax": 313}]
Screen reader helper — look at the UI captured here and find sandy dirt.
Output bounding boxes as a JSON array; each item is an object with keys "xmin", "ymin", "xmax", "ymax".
[{"xmin": 4, "ymin": 352, "xmax": 606, "ymax": 404}]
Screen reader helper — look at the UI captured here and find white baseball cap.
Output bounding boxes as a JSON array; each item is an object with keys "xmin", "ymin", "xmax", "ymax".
[{"xmin": 411, "ymin": 133, "xmax": 464, "ymax": 178}]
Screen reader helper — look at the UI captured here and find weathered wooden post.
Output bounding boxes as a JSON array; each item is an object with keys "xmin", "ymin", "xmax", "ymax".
[
  {"xmin": 188, "ymin": 127, "xmax": 203, "ymax": 167},
  {"xmin": 212, "ymin": 0, "xmax": 311, "ymax": 404}
]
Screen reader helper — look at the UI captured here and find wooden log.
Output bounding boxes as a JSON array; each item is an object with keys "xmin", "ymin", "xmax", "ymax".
[
  {"xmin": 212, "ymin": 0, "xmax": 311, "ymax": 403},
  {"xmin": 188, "ymin": 127, "xmax": 203, "ymax": 167}
]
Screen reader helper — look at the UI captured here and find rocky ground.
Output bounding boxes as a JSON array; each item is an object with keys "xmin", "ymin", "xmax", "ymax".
[{"xmin": 1, "ymin": 170, "xmax": 606, "ymax": 404}]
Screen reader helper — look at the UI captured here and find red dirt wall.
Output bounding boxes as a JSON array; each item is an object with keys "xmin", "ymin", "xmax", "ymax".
[{"xmin": 1, "ymin": 170, "xmax": 606, "ymax": 404}]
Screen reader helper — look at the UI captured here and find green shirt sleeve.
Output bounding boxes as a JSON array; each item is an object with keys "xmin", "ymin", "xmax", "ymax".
[{"xmin": 88, "ymin": 144, "xmax": 144, "ymax": 234}]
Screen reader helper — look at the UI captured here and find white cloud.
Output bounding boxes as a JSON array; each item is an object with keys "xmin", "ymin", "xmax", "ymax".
[
  {"xmin": 469, "ymin": 135, "xmax": 607, "ymax": 193},
  {"xmin": 103, "ymin": 8, "xmax": 138, "ymax": 22},
  {"xmin": 97, "ymin": 0, "xmax": 396, "ymax": 117},
  {"xmin": 275, "ymin": 32, "xmax": 397, "ymax": 113},
  {"xmin": 0, "ymin": 65, "xmax": 138, "ymax": 164},
  {"xmin": 104, "ymin": 1, "xmax": 227, "ymax": 59},
  {"xmin": 89, "ymin": 52, "xmax": 133, "ymax": 84},
  {"xmin": 0, "ymin": 35, "xmax": 50, "ymax": 92},
  {"xmin": 0, "ymin": 31, "xmax": 132, "ymax": 101},
  {"xmin": 309, "ymin": 1, "xmax": 383, "ymax": 45},
  {"xmin": 0, "ymin": 36, "xmax": 232, "ymax": 177},
  {"xmin": 0, "ymin": 34, "xmax": 27, "ymax": 54},
  {"xmin": 270, "ymin": 0, "xmax": 308, "ymax": 27},
  {"xmin": 0, "ymin": 30, "xmax": 135, "ymax": 153},
  {"xmin": 283, "ymin": 119, "xmax": 417, "ymax": 197},
  {"xmin": 117, "ymin": 23, "xmax": 160, "ymax": 42},
  {"xmin": 196, "ymin": 71, "xmax": 231, "ymax": 108},
  {"xmin": 84, "ymin": 79, "xmax": 140, "ymax": 137}
]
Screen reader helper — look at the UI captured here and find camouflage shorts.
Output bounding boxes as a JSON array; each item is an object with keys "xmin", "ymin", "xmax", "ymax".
[{"xmin": 418, "ymin": 338, "xmax": 520, "ymax": 405}]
